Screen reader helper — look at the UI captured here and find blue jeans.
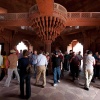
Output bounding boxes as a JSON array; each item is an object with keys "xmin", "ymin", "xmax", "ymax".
[
  {"xmin": 53, "ymin": 67, "xmax": 61, "ymax": 84},
  {"xmin": 33, "ymin": 64, "xmax": 37, "ymax": 78}
]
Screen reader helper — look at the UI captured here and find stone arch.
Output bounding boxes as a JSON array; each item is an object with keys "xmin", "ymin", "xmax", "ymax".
[
  {"xmin": 13, "ymin": 39, "xmax": 30, "ymax": 48},
  {"xmin": 67, "ymin": 39, "xmax": 83, "ymax": 55},
  {"xmin": 22, "ymin": 39, "xmax": 31, "ymax": 48},
  {"xmin": 16, "ymin": 39, "xmax": 33, "ymax": 53},
  {"xmin": 67, "ymin": 37, "xmax": 83, "ymax": 47}
]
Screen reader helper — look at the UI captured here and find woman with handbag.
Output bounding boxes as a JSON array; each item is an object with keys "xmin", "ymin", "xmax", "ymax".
[{"xmin": 18, "ymin": 49, "xmax": 31, "ymax": 99}]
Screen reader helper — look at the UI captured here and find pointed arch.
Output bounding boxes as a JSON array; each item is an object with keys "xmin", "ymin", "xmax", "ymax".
[{"xmin": 67, "ymin": 39, "xmax": 83, "ymax": 55}]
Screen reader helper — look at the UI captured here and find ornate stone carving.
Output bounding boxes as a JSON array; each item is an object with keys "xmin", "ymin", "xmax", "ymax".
[{"xmin": 29, "ymin": 3, "xmax": 67, "ymax": 42}]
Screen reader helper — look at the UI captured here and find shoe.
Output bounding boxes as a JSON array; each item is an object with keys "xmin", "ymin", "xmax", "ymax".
[
  {"xmin": 19, "ymin": 95, "xmax": 25, "ymax": 99},
  {"xmin": 42, "ymin": 86, "xmax": 45, "ymax": 88},
  {"xmin": 58, "ymin": 80, "xmax": 60, "ymax": 83},
  {"xmin": 53, "ymin": 84, "xmax": 58, "ymax": 87},
  {"xmin": 84, "ymin": 87, "xmax": 89, "ymax": 91},
  {"xmin": 34, "ymin": 82, "xmax": 38, "ymax": 86},
  {"xmin": 91, "ymin": 80, "xmax": 95, "ymax": 83}
]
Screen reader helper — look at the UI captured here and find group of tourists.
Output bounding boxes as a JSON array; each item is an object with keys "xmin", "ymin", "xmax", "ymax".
[{"xmin": 0, "ymin": 47, "xmax": 100, "ymax": 99}]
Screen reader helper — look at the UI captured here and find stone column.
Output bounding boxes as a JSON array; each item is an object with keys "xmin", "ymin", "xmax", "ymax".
[
  {"xmin": 44, "ymin": 40, "xmax": 52, "ymax": 74},
  {"xmin": 82, "ymin": 31, "xmax": 89, "ymax": 53},
  {"xmin": 45, "ymin": 40, "xmax": 52, "ymax": 54}
]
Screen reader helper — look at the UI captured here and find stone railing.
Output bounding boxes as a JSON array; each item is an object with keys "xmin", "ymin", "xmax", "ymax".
[
  {"xmin": 0, "ymin": 12, "xmax": 100, "ymax": 21},
  {"xmin": 53, "ymin": 3, "xmax": 67, "ymax": 21},
  {"xmin": 54, "ymin": 3, "xmax": 67, "ymax": 15},
  {"xmin": 66, "ymin": 12, "xmax": 100, "ymax": 18},
  {"xmin": 0, "ymin": 13, "xmax": 29, "ymax": 21}
]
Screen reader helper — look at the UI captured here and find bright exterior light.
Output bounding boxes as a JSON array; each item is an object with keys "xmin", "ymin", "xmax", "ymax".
[
  {"xmin": 73, "ymin": 42, "xmax": 83, "ymax": 70},
  {"xmin": 73, "ymin": 42, "xmax": 83, "ymax": 55},
  {"xmin": 75, "ymin": 26, "xmax": 79, "ymax": 29},
  {"xmin": 21, "ymin": 26, "xmax": 26, "ymax": 30},
  {"xmin": 17, "ymin": 41, "xmax": 28, "ymax": 52}
]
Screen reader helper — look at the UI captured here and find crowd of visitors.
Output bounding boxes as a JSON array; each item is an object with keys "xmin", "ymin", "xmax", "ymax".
[{"xmin": 0, "ymin": 46, "xmax": 100, "ymax": 99}]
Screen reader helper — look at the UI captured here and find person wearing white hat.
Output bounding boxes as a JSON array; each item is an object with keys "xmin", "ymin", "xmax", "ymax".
[{"xmin": 4, "ymin": 49, "xmax": 20, "ymax": 87}]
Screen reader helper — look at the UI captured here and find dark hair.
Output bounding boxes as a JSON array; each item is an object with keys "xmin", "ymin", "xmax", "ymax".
[
  {"xmin": 23, "ymin": 49, "xmax": 28, "ymax": 56},
  {"xmin": 39, "ymin": 50, "xmax": 43, "ymax": 54},
  {"xmin": 87, "ymin": 50, "xmax": 92, "ymax": 54}
]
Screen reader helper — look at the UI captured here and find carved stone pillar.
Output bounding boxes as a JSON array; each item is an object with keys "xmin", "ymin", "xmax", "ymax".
[
  {"xmin": 82, "ymin": 31, "xmax": 90, "ymax": 53},
  {"xmin": 45, "ymin": 40, "xmax": 52, "ymax": 54},
  {"xmin": 29, "ymin": 3, "xmax": 67, "ymax": 54}
]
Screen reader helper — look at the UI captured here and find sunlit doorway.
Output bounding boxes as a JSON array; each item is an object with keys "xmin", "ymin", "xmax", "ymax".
[
  {"xmin": 73, "ymin": 42, "xmax": 83, "ymax": 56},
  {"xmin": 67, "ymin": 40, "xmax": 83, "ymax": 55},
  {"xmin": 67, "ymin": 40, "xmax": 83, "ymax": 70},
  {"xmin": 17, "ymin": 41, "xmax": 28, "ymax": 52}
]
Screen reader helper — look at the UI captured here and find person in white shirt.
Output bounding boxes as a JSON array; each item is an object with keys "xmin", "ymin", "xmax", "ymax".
[
  {"xmin": 84, "ymin": 51, "xmax": 95, "ymax": 91},
  {"xmin": 0, "ymin": 53, "xmax": 3, "ymax": 66},
  {"xmin": 35, "ymin": 50, "xmax": 48, "ymax": 88}
]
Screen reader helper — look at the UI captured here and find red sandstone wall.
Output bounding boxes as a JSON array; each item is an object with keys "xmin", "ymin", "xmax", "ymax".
[{"xmin": 0, "ymin": 28, "xmax": 100, "ymax": 55}]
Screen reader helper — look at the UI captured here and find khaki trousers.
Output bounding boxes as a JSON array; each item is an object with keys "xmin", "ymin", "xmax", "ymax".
[
  {"xmin": 84, "ymin": 68, "xmax": 93, "ymax": 88},
  {"xmin": 35, "ymin": 66, "xmax": 46, "ymax": 86},
  {"xmin": 4, "ymin": 68, "xmax": 20, "ymax": 87}
]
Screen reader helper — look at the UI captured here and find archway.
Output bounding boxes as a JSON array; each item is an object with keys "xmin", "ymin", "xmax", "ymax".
[
  {"xmin": 17, "ymin": 41, "xmax": 28, "ymax": 52},
  {"xmin": 73, "ymin": 42, "xmax": 83, "ymax": 56},
  {"xmin": 67, "ymin": 40, "xmax": 83, "ymax": 69},
  {"xmin": 67, "ymin": 40, "xmax": 83, "ymax": 55}
]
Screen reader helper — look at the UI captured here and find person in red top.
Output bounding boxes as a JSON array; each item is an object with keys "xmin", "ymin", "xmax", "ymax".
[
  {"xmin": 58, "ymin": 51, "xmax": 64, "ymax": 62},
  {"xmin": 70, "ymin": 52, "xmax": 80, "ymax": 81},
  {"xmin": 58, "ymin": 51, "xmax": 64, "ymax": 78}
]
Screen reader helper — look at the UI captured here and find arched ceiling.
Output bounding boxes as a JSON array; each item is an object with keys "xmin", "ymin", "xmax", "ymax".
[{"xmin": 0, "ymin": 0, "xmax": 100, "ymax": 13}]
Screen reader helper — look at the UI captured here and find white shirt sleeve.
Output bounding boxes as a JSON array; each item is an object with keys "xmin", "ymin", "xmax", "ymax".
[{"xmin": 45, "ymin": 57, "xmax": 48, "ymax": 66}]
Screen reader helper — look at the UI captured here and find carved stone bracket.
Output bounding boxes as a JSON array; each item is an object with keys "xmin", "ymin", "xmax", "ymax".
[{"xmin": 29, "ymin": 3, "xmax": 67, "ymax": 43}]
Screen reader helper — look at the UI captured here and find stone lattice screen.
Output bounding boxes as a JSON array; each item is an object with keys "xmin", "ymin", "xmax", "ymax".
[{"xmin": 66, "ymin": 12, "xmax": 100, "ymax": 18}]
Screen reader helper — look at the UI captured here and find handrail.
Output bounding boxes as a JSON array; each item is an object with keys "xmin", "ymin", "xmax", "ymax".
[
  {"xmin": 0, "ymin": 13, "xmax": 29, "ymax": 20},
  {"xmin": 66, "ymin": 12, "xmax": 100, "ymax": 18},
  {"xmin": 0, "ymin": 12, "xmax": 100, "ymax": 21}
]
